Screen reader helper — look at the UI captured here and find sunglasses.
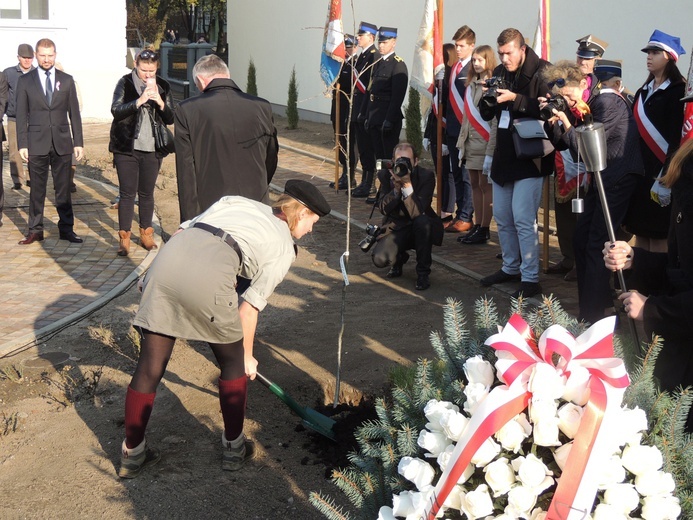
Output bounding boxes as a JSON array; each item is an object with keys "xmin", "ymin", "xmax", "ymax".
[
  {"xmin": 548, "ymin": 78, "xmax": 566, "ymax": 89},
  {"xmin": 138, "ymin": 50, "xmax": 159, "ymax": 60}
]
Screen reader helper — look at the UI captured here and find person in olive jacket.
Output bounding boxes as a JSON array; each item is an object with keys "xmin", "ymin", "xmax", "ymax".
[{"xmin": 109, "ymin": 49, "xmax": 175, "ymax": 256}]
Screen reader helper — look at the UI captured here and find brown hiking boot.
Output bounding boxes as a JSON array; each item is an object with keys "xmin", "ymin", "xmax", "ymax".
[
  {"xmin": 117, "ymin": 230, "xmax": 131, "ymax": 257},
  {"xmin": 222, "ymin": 432, "xmax": 256, "ymax": 471},
  {"xmin": 139, "ymin": 227, "xmax": 158, "ymax": 251},
  {"xmin": 118, "ymin": 439, "xmax": 161, "ymax": 478}
]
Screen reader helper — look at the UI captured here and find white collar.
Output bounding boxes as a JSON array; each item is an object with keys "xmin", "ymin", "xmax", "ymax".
[
  {"xmin": 646, "ymin": 78, "xmax": 671, "ymax": 94},
  {"xmin": 381, "ymin": 51, "xmax": 395, "ymax": 60}
]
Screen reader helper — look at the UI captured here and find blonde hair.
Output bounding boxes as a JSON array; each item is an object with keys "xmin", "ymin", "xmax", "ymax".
[
  {"xmin": 661, "ymin": 138, "xmax": 693, "ymax": 188},
  {"xmin": 466, "ymin": 45, "xmax": 497, "ymax": 86},
  {"xmin": 542, "ymin": 60, "xmax": 585, "ymax": 93},
  {"xmin": 271, "ymin": 194, "xmax": 314, "ymax": 231}
]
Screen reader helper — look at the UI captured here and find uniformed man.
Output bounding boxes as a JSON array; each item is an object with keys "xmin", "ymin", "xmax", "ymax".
[
  {"xmin": 595, "ymin": 59, "xmax": 634, "ymax": 106},
  {"xmin": 357, "ymin": 26, "xmax": 408, "ymax": 200},
  {"xmin": 329, "ymin": 34, "xmax": 359, "ymax": 190},
  {"xmin": 575, "ymin": 34, "xmax": 607, "ymax": 75},
  {"xmin": 350, "ymin": 21, "xmax": 380, "ymax": 198}
]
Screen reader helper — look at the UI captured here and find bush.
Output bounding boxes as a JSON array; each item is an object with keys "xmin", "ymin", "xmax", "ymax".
[
  {"xmin": 287, "ymin": 66, "xmax": 299, "ymax": 130},
  {"xmin": 247, "ymin": 58, "xmax": 258, "ymax": 96}
]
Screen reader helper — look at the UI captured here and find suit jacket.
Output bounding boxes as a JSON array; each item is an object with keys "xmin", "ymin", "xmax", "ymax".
[
  {"xmin": 16, "ymin": 67, "xmax": 83, "ymax": 156},
  {"xmin": 352, "ymin": 44, "xmax": 379, "ymax": 121},
  {"xmin": 361, "ymin": 53, "xmax": 408, "ymax": 126},
  {"xmin": 174, "ymin": 78, "xmax": 278, "ymax": 222}
]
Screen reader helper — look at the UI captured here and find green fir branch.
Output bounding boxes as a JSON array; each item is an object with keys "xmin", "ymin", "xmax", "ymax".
[{"xmin": 309, "ymin": 491, "xmax": 353, "ymax": 520}]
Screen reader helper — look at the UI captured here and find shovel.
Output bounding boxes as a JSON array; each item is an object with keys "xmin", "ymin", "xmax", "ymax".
[{"xmin": 255, "ymin": 372, "xmax": 337, "ymax": 441}]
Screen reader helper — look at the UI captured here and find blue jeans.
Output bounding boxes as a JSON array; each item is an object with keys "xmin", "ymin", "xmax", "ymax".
[
  {"xmin": 446, "ymin": 135, "xmax": 473, "ymax": 222},
  {"xmin": 492, "ymin": 177, "xmax": 545, "ymax": 282}
]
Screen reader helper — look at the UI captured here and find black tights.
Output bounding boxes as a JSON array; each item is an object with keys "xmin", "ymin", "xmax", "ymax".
[{"xmin": 130, "ymin": 329, "xmax": 245, "ymax": 394}]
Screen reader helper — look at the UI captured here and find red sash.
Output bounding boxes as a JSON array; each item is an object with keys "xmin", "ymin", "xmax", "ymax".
[
  {"xmin": 352, "ymin": 68, "xmax": 366, "ymax": 94},
  {"xmin": 463, "ymin": 86, "xmax": 490, "ymax": 141},
  {"xmin": 633, "ymin": 92, "xmax": 668, "ymax": 163},
  {"xmin": 448, "ymin": 61, "xmax": 464, "ymax": 124}
]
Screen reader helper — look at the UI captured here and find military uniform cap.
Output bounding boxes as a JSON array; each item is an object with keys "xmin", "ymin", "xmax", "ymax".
[
  {"xmin": 594, "ymin": 59, "xmax": 623, "ymax": 81},
  {"xmin": 344, "ymin": 34, "xmax": 355, "ymax": 48},
  {"xmin": 17, "ymin": 43, "xmax": 34, "ymax": 58},
  {"xmin": 284, "ymin": 180, "xmax": 331, "ymax": 217},
  {"xmin": 576, "ymin": 35, "xmax": 607, "ymax": 59},
  {"xmin": 357, "ymin": 22, "xmax": 378, "ymax": 36},
  {"xmin": 377, "ymin": 27, "xmax": 398, "ymax": 41}
]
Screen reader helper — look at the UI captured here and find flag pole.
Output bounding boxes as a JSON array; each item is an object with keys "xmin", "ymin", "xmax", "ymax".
[{"xmin": 436, "ymin": 0, "xmax": 444, "ymax": 215}]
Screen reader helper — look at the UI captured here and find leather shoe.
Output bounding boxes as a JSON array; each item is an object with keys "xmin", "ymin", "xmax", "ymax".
[
  {"xmin": 415, "ymin": 274, "xmax": 431, "ymax": 291},
  {"xmin": 564, "ymin": 266, "xmax": 577, "ymax": 281},
  {"xmin": 480, "ymin": 269, "xmax": 521, "ymax": 287},
  {"xmin": 59, "ymin": 231, "xmax": 84, "ymax": 243},
  {"xmin": 511, "ymin": 282, "xmax": 542, "ymax": 299},
  {"xmin": 12, "ymin": 183, "xmax": 22, "ymax": 190},
  {"xmin": 546, "ymin": 261, "xmax": 572, "ymax": 275},
  {"xmin": 386, "ymin": 265, "xmax": 403, "ymax": 278},
  {"xmin": 445, "ymin": 219, "xmax": 473, "ymax": 233},
  {"xmin": 19, "ymin": 232, "xmax": 44, "ymax": 245}
]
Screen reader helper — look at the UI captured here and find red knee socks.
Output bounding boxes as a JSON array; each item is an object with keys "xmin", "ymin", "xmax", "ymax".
[
  {"xmin": 218, "ymin": 376, "xmax": 247, "ymax": 440},
  {"xmin": 124, "ymin": 386, "xmax": 156, "ymax": 449}
]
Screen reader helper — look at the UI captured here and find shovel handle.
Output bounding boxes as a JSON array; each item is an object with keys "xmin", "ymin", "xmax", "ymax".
[{"xmin": 255, "ymin": 371, "xmax": 309, "ymax": 420}]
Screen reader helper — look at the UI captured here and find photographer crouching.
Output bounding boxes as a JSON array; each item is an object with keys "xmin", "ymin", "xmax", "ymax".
[{"xmin": 367, "ymin": 142, "xmax": 444, "ymax": 290}]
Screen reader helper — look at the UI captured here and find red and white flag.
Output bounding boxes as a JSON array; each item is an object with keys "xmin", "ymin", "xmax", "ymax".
[
  {"xmin": 681, "ymin": 45, "xmax": 693, "ymax": 143},
  {"xmin": 320, "ymin": 0, "xmax": 345, "ymax": 90},
  {"xmin": 532, "ymin": 0, "xmax": 550, "ymax": 61},
  {"xmin": 410, "ymin": 0, "xmax": 444, "ymax": 116}
]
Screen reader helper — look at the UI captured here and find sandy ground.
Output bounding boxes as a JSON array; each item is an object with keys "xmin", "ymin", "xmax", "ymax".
[{"xmin": 0, "ymin": 117, "xmax": 502, "ymax": 519}]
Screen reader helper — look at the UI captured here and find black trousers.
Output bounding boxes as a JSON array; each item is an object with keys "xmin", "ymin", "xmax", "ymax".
[
  {"xmin": 332, "ymin": 119, "xmax": 358, "ymax": 172},
  {"xmin": 554, "ymin": 197, "xmax": 577, "ymax": 268},
  {"xmin": 355, "ymin": 121, "xmax": 375, "ymax": 173},
  {"xmin": 371, "ymin": 215, "xmax": 435, "ymax": 276},
  {"xmin": 370, "ymin": 120, "xmax": 402, "ymax": 164},
  {"xmin": 114, "ymin": 151, "xmax": 161, "ymax": 231},
  {"xmin": 574, "ymin": 172, "xmax": 639, "ymax": 323},
  {"xmin": 27, "ymin": 147, "xmax": 73, "ymax": 234}
]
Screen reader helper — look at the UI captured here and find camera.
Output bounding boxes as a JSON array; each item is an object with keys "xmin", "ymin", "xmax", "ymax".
[
  {"xmin": 481, "ymin": 76, "xmax": 509, "ymax": 106},
  {"xmin": 539, "ymin": 94, "xmax": 569, "ymax": 121},
  {"xmin": 358, "ymin": 223, "xmax": 381, "ymax": 252},
  {"xmin": 376, "ymin": 157, "xmax": 413, "ymax": 177}
]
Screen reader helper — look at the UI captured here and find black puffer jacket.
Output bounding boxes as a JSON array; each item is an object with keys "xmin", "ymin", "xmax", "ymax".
[{"xmin": 109, "ymin": 71, "xmax": 175, "ymax": 154}]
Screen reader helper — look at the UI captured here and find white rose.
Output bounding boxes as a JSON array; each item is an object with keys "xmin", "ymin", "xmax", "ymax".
[
  {"xmin": 619, "ymin": 407, "xmax": 649, "ymax": 446},
  {"xmin": 603, "ymin": 483, "xmax": 640, "ymax": 514},
  {"xmin": 506, "ymin": 485, "xmax": 538, "ymax": 517},
  {"xmin": 464, "ymin": 355, "xmax": 495, "ymax": 387},
  {"xmin": 595, "ymin": 455, "xmax": 627, "ymax": 488},
  {"xmin": 529, "ymin": 508, "xmax": 547, "ymax": 520},
  {"xmin": 593, "ymin": 503, "xmax": 629, "ymax": 520},
  {"xmin": 464, "ymin": 383, "xmax": 490, "ymax": 415},
  {"xmin": 398, "ymin": 457, "xmax": 435, "ymax": 490},
  {"xmin": 562, "ymin": 365, "xmax": 591, "ymax": 405},
  {"xmin": 459, "ymin": 484, "xmax": 494, "ymax": 520},
  {"xmin": 439, "ymin": 408, "xmax": 469, "ymax": 441},
  {"xmin": 552, "ymin": 442, "xmax": 572, "ymax": 471},
  {"xmin": 424, "ymin": 400, "xmax": 459, "ymax": 431},
  {"xmin": 512, "ymin": 454, "xmax": 554, "ymax": 494},
  {"xmin": 557, "ymin": 402, "xmax": 584, "ymax": 439},
  {"xmin": 471, "ymin": 437, "xmax": 501, "ymax": 467},
  {"xmin": 483, "ymin": 457, "xmax": 516, "ymax": 497},
  {"xmin": 621, "ymin": 444, "xmax": 663, "ymax": 476},
  {"xmin": 435, "ymin": 445, "xmax": 474, "ymax": 483},
  {"xmin": 417, "ymin": 429, "xmax": 451, "ymax": 457},
  {"xmin": 635, "ymin": 470, "xmax": 676, "ymax": 497},
  {"xmin": 641, "ymin": 495, "xmax": 681, "ymax": 520},
  {"xmin": 533, "ymin": 417, "xmax": 561, "ymax": 447},
  {"xmin": 529, "ymin": 398, "xmax": 558, "ymax": 424},
  {"xmin": 528, "ymin": 363, "xmax": 566, "ymax": 400},
  {"xmin": 409, "ymin": 488, "xmax": 435, "ymax": 518},
  {"xmin": 377, "ymin": 506, "xmax": 397, "ymax": 520},
  {"xmin": 440, "ymin": 484, "xmax": 462, "ymax": 510},
  {"xmin": 495, "ymin": 413, "xmax": 532, "ymax": 453},
  {"xmin": 490, "ymin": 514, "xmax": 515, "ymax": 520},
  {"xmin": 392, "ymin": 491, "xmax": 416, "ymax": 517}
]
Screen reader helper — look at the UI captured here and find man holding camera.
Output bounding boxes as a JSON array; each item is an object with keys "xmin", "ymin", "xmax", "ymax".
[
  {"xmin": 478, "ymin": 28, "xmax": 553, "ymax": 299},
  {"xmin": 369, "ymin": 142, "xmax": 444, "ymax": 291}
]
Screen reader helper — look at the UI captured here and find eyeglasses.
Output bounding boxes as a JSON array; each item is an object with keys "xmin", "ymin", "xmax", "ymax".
[
  {"xmin": 548, "ymin": 78, "xmax": 566, "ymax": 89},
  {"xmin": 138, "ymin": 50, "xmax": 159, "ymax": 61}
]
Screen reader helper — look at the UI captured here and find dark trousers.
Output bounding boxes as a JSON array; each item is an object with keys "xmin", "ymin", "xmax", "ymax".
[
  {"xmin": 332, "ymin": 119, "xmax": 358, "ymax": 172},
  {"xmin": 370, "ymin": 119, "xmax": 402, "ymax": 163},
  {"xmin": 554, "ymin": 197, "xmax": 577, "ymax": 268},
  {"xmin": 355, "ymin": 121, "xmax": 375, "ymax": 173},
  {"xmin": 371, "ymin": 215, "xmax": 435, "ymax": 276},
  {"xmin": 114, "ymin": 151, "xmax": 161, "ymax": 231},
  {"xmin": 27, "ymin": 147, "xmax": 73, "ymax": 234},
  {"xmin": 574, "ymin": 173, "xmax": 638, "ymax": 323},
  {"xmin": 0, "ymin": 147, "xmax": 4, "ymax": 217},
  {"xmin": 446, "ymin": 134, "xmax": 473, "ymax": 222}
]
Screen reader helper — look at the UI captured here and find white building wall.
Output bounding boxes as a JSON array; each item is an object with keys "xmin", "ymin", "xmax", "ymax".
[
  {"xmin": 0, "ymin": 0, "xmax": 128, "ymax": 121},
  {"xmin": 228, "ymin": 0, "xmax": 693, "ymax": 122}
]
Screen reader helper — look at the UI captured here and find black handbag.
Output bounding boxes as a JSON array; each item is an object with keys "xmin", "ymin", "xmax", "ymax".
[
  {"xmin": 148, "ymin": 109, "xmax": 175, "ymax": 156},
  {"xmin": 511, "ymin": 118, "xmax": 553, "ymax": 160}
]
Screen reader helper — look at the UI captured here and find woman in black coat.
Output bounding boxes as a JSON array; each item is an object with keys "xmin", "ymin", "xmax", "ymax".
[
  {"xmin": 542, "ymin": 60, "xmax": 644, "ymax": 324},
  {"xmin": 624, "ymin": 30, "xmax": 686, "ymax": 253},
  {"xmin": 605, "ymin": 137, "xmax": 693, "ymax": 431},
  {"xmin": 109, "ymin": 49, "xmax": 175, "ymax": 256}
]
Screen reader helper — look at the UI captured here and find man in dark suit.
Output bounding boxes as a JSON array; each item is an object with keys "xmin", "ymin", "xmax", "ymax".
[
  {"xmin": 174, "ymin": 54, "xmax": 278, "ymax": 222},
  {"xmin": 17, "ymin": 38, "xmax": 84, "ymax": 244},
  {"xmin": 359, "ymin": 26, "xmax": 408, "ymax": 201},
  {"xmin": 371, "ymin": 142, "xmax": 444, "ymax": 291}
]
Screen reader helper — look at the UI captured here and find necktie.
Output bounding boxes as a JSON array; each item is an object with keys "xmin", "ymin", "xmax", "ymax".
[{"xmin": 45, "ymin": 70, "xmax": 53, "ymax": 105}]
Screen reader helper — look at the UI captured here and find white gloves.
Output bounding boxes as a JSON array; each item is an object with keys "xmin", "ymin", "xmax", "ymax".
[
  {"xmin": 422, "ymin": 138, "xmax": 430, "ymax": 151},
  {"xmin": 651, "ymin": 179, "xmax": 671, "ymax": 207},
  {"xmin": 441, "ymin": 144, "xmax": 449, "ymax": 156},
  {"xmin": 483, "ymin": 155, "xmax": 493, "ymax": 176}
]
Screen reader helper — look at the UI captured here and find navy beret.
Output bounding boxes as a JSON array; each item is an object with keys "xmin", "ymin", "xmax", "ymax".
[{"xmin": 284, "ymin": 180, "xmax": 331, "ymax": 217}]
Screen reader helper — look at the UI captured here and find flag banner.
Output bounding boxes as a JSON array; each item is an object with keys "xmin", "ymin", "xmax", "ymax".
[
  {"xmin": 411, "ymin": 0, "xmax": 444, "ymax": 115},
  {"xmin": 532, "ymin": 0, "xmax": 550, "ymax": 61},
  {"xmin": 320, "ymin": 0, "xmax": 345, "ymax": 91},
  {"xmin": 681, "ymin": 45, "xmax": 693, "ymax": 143}
]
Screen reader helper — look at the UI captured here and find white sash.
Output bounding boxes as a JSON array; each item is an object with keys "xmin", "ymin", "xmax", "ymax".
[
  {"xmin": 633, "ymin": 92, "xmax": 668, "ymax": 163},
  {"xmin": 463, "ymin": 87, "xmax": 490, "ymax": 141},
  {"xmin": 448, "ymin": 61, "xmax": 464, "ymax": 124}
]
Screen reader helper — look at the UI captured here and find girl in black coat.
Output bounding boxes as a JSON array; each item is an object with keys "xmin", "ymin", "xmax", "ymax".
[
  {"xmin": 108, "ymin": 49, "xmax": 175, "ymax": 256},
  {"xmin": 605, "ymin": 137, "xmax": 693, "ymax": 431}
]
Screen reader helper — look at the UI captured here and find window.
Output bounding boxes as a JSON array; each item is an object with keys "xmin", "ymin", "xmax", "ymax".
[{"xmin": 0, "ymin": 0, "xmax": 50, "ymax": 20}]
